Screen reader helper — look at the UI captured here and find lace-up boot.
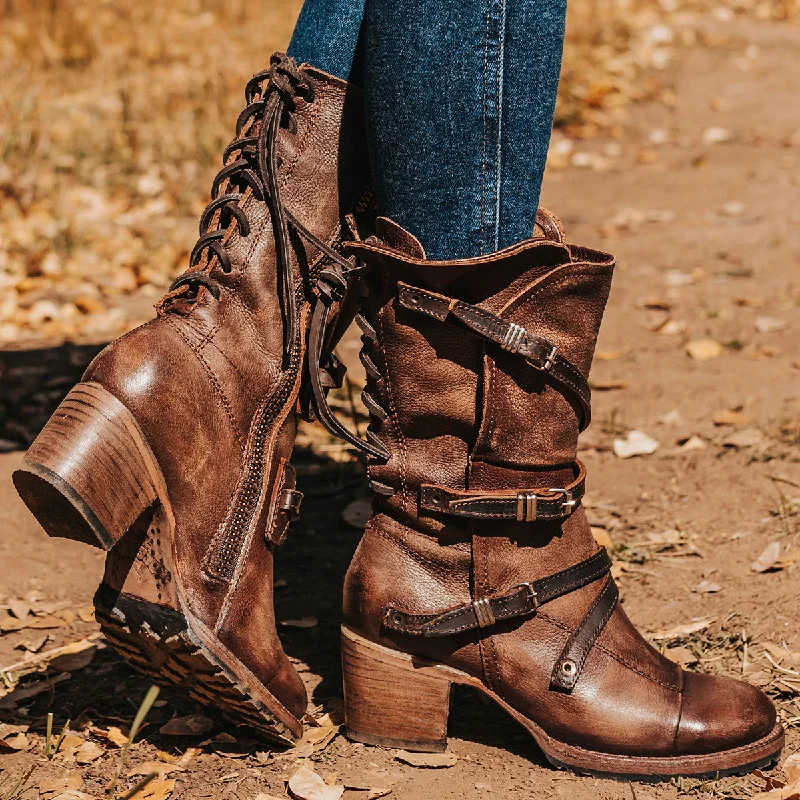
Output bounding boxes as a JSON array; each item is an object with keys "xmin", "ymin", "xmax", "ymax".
[
  {"xmin": 13, "ymin": 54, "xmax": 372, "ymax": 743},
  {"xmin": 334, "ymin": 210, "xmax": 783, "ymax": 778}
]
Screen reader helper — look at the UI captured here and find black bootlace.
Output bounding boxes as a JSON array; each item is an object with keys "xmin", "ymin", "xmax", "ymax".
[{"xmin": 164, "ymin": 53, "xmax": 343, "ymax": 360}]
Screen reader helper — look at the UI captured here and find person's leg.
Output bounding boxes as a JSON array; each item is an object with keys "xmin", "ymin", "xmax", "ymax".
[
  {"xmin": 363, "ymin": 0, "xmax": 566, "ymax": 259},
  {"xmin": 288, "ymin": 0, "xmax": 367, "ymax": 84}
]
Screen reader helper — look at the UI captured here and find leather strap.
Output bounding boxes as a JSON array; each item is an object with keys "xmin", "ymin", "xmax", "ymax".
[
  {"xmin": 384, "ymin": 548, "xmax": 612, "ymax": 638},
  {"xmin": 397, "ymin": 282, "xmax": 591, "ymax": 429},
  {"xmin": 550, "ymin": 575, "xmax": 619, "ymax": 693},
  {"xmin": 419, "ymin": 461, "xmax": 586, "ymax": 521}
]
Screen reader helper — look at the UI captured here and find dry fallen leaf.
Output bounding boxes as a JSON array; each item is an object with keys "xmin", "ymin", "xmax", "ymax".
[
  {"xmin": 665, "ymin": 646, "xmax": 697, "ymax": 667},
  {"xmin": 613, "ymin": 430, "xmax": 660, "ymax": 459},
  {"xmin": 49, "ymin": 642, "xmax": 97, "ymax": 672},
  {"xmin": 394, "ymin": 750, "xmax": 458, "ymax": 768},
  {"xmin": 591, "ymin": 527, "xmax": 613, "ymax": 549},
  {"xmin": 38, "ymin": 774, "xmax": 84, "ymax": 800},
  {"xmin": 126, "ymin": 776, "xmax": 176, "ymax": 800},
  {"xmin": 751, "ymin": 541, "xmax": 782, "ymax": 573},
  {"xmin": 288, "ymin": 766, "xmax": 344, "ymax": 800},
  {"xmin": 159, "ymin": 714, "xmax": 214, "ymax": 736},
  {"xmin": 75, "ymin": 740, "xmax": 105, "ymax": 764},
  {"xmin": 90, "ymin": 725, "xmax": 129, "ymax": 748},
  {"xmin": 785, "ymin": 754, "xmax": 800, "ymax": 783},
  {"xmin": 650, "ymin": 617, "xmax": 715, "ymax": 641},
  {"xmin": 686, "ymin": 339, "xmax": 722, "ymax": 361},
  {"xmin": 723, "ymin": 428, "xmax": 764, "ymax": 448},
  {"xmin": 679, "ymin": 436, "xmax": 707, "ymax": 451},
  {"xmin": 0, "ymin": 731, "xmax": 29, "ymax": 751},
  {"xmin": 755, "ymin": 316, "xmax": 788, "ymax": 334},
  {"xmin": 712, "ymin": 409, "xmax": 752, "ymax": 426},
  {"xmin": 693, "ymin": 581, "xmax": 721, "ymax": 594}
]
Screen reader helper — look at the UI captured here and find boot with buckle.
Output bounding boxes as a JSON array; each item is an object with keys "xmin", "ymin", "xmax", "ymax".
[{"xmin": 312, "ymin": 209, "xmax": 784, "ymax": 777}]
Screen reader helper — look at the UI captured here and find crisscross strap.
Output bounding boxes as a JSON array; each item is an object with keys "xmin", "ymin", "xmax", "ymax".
[
  {"xmin": 383, "ymin": 548, "xmax": 612, "ymax": 638},
  {"xmin": 420, "ymin": 461, "xmax": 586, "ymax": 521},
  {"xmin": 550, "ymin": 574, "xmax": 619, "ymax": 693},
  {"xmin": 396, "ymin": 282, "xmax": 591, "ymax": 429}
]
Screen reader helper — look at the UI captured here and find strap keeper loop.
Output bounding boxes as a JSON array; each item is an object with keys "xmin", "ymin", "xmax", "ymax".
[{"xmin": 516, "ymin": 492, "xmax": 538, "ymax": 522}]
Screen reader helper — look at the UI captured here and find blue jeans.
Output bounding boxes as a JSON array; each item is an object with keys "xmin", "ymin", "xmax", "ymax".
[{"xmin": 289, "ymin": 0, "xmax": 566, "ymax": 260}]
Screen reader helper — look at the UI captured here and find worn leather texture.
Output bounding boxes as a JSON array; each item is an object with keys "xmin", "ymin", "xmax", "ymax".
[
  {"xmin": 341, "ymin": 213, "xmax": 777, "ymax": 757},
  {"xmin": 86, "ymin": 62, "xmax": 371, "ymax": 722}
]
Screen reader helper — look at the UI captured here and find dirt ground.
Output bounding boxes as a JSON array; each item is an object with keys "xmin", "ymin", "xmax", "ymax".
[{"xmin": 1, "ymin": 12, "xmax": 800, "ymax": 800}]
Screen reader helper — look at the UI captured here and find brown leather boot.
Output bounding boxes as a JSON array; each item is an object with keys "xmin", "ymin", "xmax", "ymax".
[
  {"xmin": 330, "ymin": 211, "xmax": 783, "ymax": 778},
  {"xmin": 12, "ymin": 54, "xmax": 372, "ymax": 744}
]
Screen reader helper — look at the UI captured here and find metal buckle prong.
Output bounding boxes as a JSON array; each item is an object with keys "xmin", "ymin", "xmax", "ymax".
[
  {"xmin": 548, "ymin": 488, "xmax": 576, "ymax": 515},
  {"xmin": 542, "ymin": 344, "xmax": 558, "ymax": 371},
  {"xmin": 515, "ymin": 581, "xmax": 540, "ymax": 614}
]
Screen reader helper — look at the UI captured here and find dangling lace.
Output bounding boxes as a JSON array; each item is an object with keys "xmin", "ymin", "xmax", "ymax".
[{"xmin": 163, "ymin": 53, "xmax": 334, "ymax": 359}]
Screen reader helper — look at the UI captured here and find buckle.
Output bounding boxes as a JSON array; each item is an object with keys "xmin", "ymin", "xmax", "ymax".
[
  {"xmin": 547, "ymin": 487, "xmax": 577, "ymax": 515},
  {"xmin": 513, "ymin": 582, "xmax": 540, "ymax": 614}
]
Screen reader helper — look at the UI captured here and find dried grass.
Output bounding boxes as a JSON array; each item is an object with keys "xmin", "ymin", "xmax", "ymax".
[{"xmin": 0, "ymin": 0, "xmax": 796, "ymax": 345}]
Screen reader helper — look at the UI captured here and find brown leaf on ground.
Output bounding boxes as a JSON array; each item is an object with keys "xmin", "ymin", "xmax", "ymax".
[
  {"xmin": 38, "ymin": 773, "xmax": 83, "ymax": 800},
  {"xmin": 650, "ymin": 617, "xmax": 715, "ymax": 641},
  {"xmin": 159, "ymin": 715, "xmax": 214, "ymax": 736},
  {"xmin": 613, "ymin": 430, "xmax": 660, "ymax": 458},
  {"xmin": 49, "ymin": 642, "xmax": 97, "ymax": 672},
  {"xmin": 712, "ymin": 409, "xmax": 752, "ymax": 426},
  {"xmin": 89, "ymin": 725, "xmax": 128, "ymax": 748},
  {"xmin": 126, "ymin": 776, "xmax": 176, "ymax": 800},
  {"xmin": 7, "ymin": 598, "xmax": 31, "ymax": 620},
  {"xmin": 75, "ymin": 740, "xmax": 105, "ymax": 764},
  {"xmin": 591, "ymin": 527, "xmax": 613, "ymax": 549},
  {"xmin": 664, "ymin": 646, "xmax": 698, "ymax": 667},
  {"xmin": 288, "ymin": 766, "xmax": 345, "ymax": 800},
  {"xmin": 693, "ymin": 581, "xmax": 721, "ymax": 593},
  {"xmin": 686, "ymin": 339, "xmax": 723, "ymax": 361},
  {"xmin": 394, "ymin": 750, "xmax": 458, "ymax": 768},
  {"xmin": 723, "ymin": 428, "xmax": 765, "ymax": 448},
  {"xmin": 0, "ymin": 731, "xmax": 29, "ymax": 751},
  {"xmin": 751, "ymin": 541, "xmax": 782, "ymax": 573}
]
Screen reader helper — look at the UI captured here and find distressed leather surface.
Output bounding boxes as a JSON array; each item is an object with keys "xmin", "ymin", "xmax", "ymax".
[{"xmin": 342, "ymin": 214, "xmax": 776, "ymax": 756}]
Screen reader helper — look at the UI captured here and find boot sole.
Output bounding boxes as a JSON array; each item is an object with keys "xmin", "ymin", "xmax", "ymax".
[
  {"xmin": 341, "ymin": 625, "xmax": 784, "ymax": 781},
  {"xmin": 12, "ymin": 381, "xmax": 302, "ymax": 744}
]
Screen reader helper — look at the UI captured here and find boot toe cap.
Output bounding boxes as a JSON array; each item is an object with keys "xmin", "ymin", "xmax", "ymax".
[{"xmin": 676, "ymin": 671, "xmax": 776, "ymax": 755}]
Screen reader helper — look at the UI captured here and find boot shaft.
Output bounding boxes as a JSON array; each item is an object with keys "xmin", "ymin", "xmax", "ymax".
[{"xmin": 345, "ymin": 212, "xmax": 614, "ymax": 531}]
